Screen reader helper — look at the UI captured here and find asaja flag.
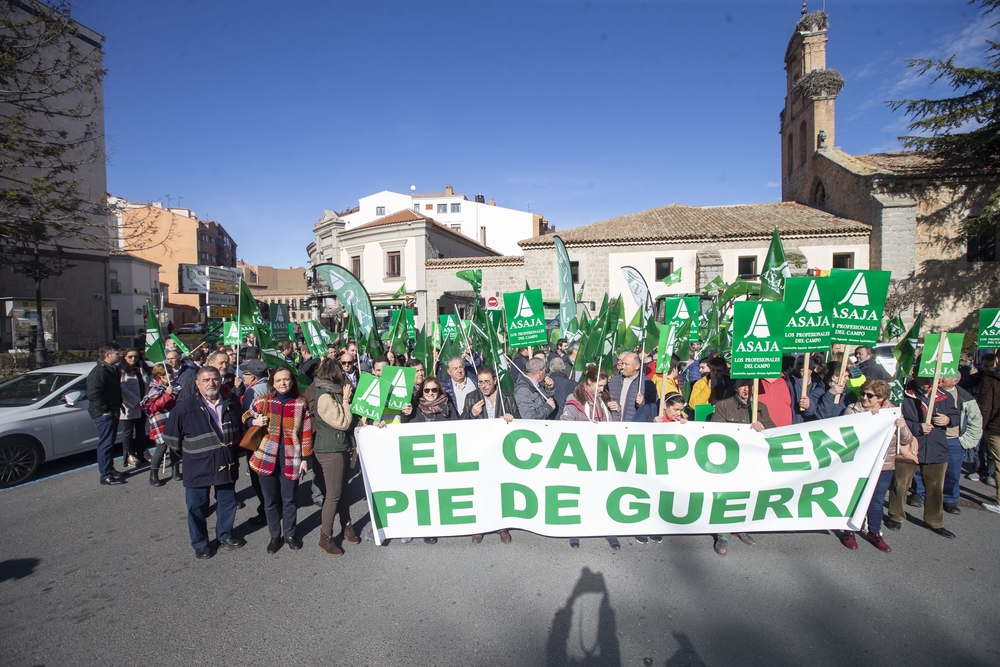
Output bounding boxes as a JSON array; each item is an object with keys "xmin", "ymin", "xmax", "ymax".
[
  {"xmin": 503, "ymin": 289, "xmax": 547, "ymax": 347},
  {"xmin": 389, "ymin": 309, "xmax": 416, "ymax": 341},
  {"xmin": 301, "ymin": 320, "xmax": 327, "ymax": 358},
  {"xmin": 655, "ymin": 322, "xmax": 679, "ymax": 373},
  {"xmin": 882, "ymin": 314, "xmax": 905, "ymax": 342},
  {"xmin": 554, "ymin": 236, "xmax": 577, "ymax": 340},
  {"xmin": 169, "ymin": 333, "xmax": 190, "ymax": 356},
  {"xmin": 386, "ymin": 309, "xmax": 410, "ymax": 355},
  {"xmin": 783, "ymin": 276, "xmax": 834, "ymax": 353},
  {"xmin": 144, "ymin": 301, "xmax": 166, "ymax": 363},
  {"xmin": 223, "ymin": 321, "xmax": 241, "ymax": 346},
  {"xmin": 382, "ymin": 366, "xmax": 416, "ymax": 411},
  {"xmin": 270, "ymin": 303, "xmax": 290, "ymax": 341},
  {"xmin": 918, "ymin": 333, "xmax": 964, "ymax": 378},
  {"xmin": 830, "ymin": 269, "xmax": 892, "ymax": 345},
  {"xmin": 979, "ymin": 308, "xmax": 1000, "ymax": 348},
  {"xmin": 760, "ymin": 228, "xmax": 791, "ymax": 301},
  {"xmin": 890, "ymin": 314, "xmax": 922, "ymax": 404},
  {"xmin": 456, "ymin": 269, "xmax": 482, "ymax": 295},
  {"xmin": 351, "ymin": 372, "xmax": 385, "ymax": 421},
  {"xmin": 393, "ymin": 283, "xmax": 407, "ymax": 299},
  {"xmin": 731, "ymin": 301, "xmax": 785, "ymax": 378},
  {"xmin": 661, "ymin": 267, "xmax": 682, "ymax": 286},
  {"xmin": 704, "ymin": 275, "xmax": 725, "ymax": 292},
  {"xmin": 238, "ymin": 279, "xmax": 264, "ymax": 327},
  {"xmin": 663, "ymin": 297, "xmax": 699, "ymax": 342}
]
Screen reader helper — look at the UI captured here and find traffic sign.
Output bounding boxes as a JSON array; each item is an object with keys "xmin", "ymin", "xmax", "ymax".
[
  {"xmin": 209, "ymin": 280, "xmax": 239, "ymax": 293},
  {"xmin": 207, "ymin": 293, "xmax": 237, "ymax": 306},
  {"xmin": 486, "ymin": 296, "xmax": 498, "ymax": 308},
  {"xmin": 209, "ymin": 306, "xmax": 238, "ymax": 318},
  {"xmin": 208, "ymin": 267, "xmax": 240, "ymax": 283}
]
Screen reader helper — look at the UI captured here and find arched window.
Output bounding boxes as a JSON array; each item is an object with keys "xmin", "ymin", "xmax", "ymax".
[
  {"xmin": 799, "ymin": 121, "xmax": 807, "ymax": 166},
  {"xmin": 812, "ymin": 180, "xmax": 826, "ymax": 207},
  {"xmin": 787, "ymin": 134, "xmax": 794, "ymax": 175}
]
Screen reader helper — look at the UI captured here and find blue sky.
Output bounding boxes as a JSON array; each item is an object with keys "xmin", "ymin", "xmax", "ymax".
[{"xmin": 74, "ymin": 1, "xmax": 989, "ymax": 268}]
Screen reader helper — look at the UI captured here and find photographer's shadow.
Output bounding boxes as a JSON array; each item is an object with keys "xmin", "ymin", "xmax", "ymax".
[{"xmin": 546, "ymin": 567, "xmax": 621, "ymax": 667}]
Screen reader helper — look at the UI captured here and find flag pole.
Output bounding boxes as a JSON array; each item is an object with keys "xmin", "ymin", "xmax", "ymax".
[
  {"xmin": 504, "ymin": 353, "xmax": 549, "ymax": 401},
  {"xmin": 924, "ymin": 340, "xmax": 945, "ymax": 426},
  {"xmin": 454, "ymin": 306, "xmax": 479, "ymax": 378},
  {"xmin": 801, "ymin": 354, "xmax": 812, "ymax": 401},
  {"xmin": 751, "ymin": 378, "xmax": 760, "ymax": 424},
  {"xmin": 834, "ymin": 352, "xmax": 850, "ymax": 405}
]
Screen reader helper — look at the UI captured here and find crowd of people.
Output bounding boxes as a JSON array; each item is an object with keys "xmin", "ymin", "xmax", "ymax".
[{"xmin": 84, "ymin": 332, "xmax": 998, "ymax": 560}]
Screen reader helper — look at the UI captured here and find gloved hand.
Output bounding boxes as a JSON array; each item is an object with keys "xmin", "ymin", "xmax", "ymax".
[{"xmin": 846, "ymin": 366, "xmax": 863, "ymax": 379}]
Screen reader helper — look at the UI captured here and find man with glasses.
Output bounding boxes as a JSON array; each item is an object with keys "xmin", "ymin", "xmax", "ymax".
[
  {"xmin": 163, "ymin": 366, "xmax": 244, "ymax": 559},
  {"xmin": 462, "ymin": 366, "xmax": 519, "ymax": 423},
  {"xmin": 340, "ymin": 352, "xmax": 358, "ymax": 387},
  {"xmin": 87, "ymin": 343, "xmax": 125, "ymax": 486}
]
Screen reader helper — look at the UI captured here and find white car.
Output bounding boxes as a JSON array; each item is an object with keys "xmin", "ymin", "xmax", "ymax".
[
  {"xmin": 0, "ymin": 362, "xmax": 124, "ymax": 488},
  {"xmin": 872, "ymin": 342, "xmax": 898, "ymax": 378}
]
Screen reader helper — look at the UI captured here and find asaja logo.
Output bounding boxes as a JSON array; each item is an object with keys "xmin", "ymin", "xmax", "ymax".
[
  {"xmin": 761, "ymin": 262, "xmax": 787, "ymax": 293},
  {"xmin": 358, "ymin": 377, "xmax": 382, "ymax": 405},
  {"xmin": 927, "ymin": 336, "xmax": 955, "ymax": 366},
  {"xmin": 146, "ymin": 328, "xmax": 160, "ymax": 347},
  {"xmin": 388, "ymin": 370, "xmax": 409, "ymax": 398},
  {"xmin": 746, "ymin": 304, "xmax": 770, "ymax": 338},
  {"xmin": 673, "ymin": 300, "xmax": 690, "ymax": 321},
  {"xmin": 795, "ymin": 280, "xmax": 823, "ymax": 315},
  {"xmin": 838, "ymin": 274, "xmax": 869, "ymax": 307},
  {"xmin": 990, "ymin": 310, "xmax": 1000, "ymax": 329},
  {"xmin": 274, "ymin": 307, "xmax": 285, "ymax": 324},
  {"xmin": 663, "ymin": 326, "xmax": 678, "ymax": 355},
  {"xmin": 516, "ymin": 293, "xmax": 535, "ymax": 319},
  {"xmin": 735, "ymin": 304, "xmax": 779, "ymax": 354}
]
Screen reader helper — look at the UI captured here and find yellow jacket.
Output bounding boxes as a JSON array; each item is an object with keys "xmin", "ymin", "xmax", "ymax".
[{"xmin": 688, "ymin": 377, "xmax": 712, "ymax": 407}]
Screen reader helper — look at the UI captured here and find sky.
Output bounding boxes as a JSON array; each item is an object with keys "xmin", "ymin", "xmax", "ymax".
[{"xmin": 70, "ymin": 0, "xmax": 991, "ymax": 269}]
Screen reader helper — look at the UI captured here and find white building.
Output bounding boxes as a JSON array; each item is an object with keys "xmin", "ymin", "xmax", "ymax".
[
  {"xmin": 338, "ymin": 184, "xmax": 552, "ymax": 256},
  {"xmin": 109, "ymin": 253, "xmax": 163, "ymax": 336}
]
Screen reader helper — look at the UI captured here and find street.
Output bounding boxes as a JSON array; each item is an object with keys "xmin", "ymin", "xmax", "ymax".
[{"xmin": 2, "ymin": 457, "xmax": 999, "ymax": 667}]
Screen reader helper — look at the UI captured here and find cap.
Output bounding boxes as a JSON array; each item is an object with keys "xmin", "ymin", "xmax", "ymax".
[{"xmin": 239, "ymin": 360, "xmax": 269, "ymax": 377}]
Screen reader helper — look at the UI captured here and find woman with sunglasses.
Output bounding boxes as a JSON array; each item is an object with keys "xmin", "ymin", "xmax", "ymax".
[
  {"xmin": 119, "ymin": 347, "xmax": 151, "ymax": 467},
  {"xmin": 839, "ymin": 379, "xmax": 913, "ymax": 552},
  {"xmin": 401, "ymin": 377, "xmax": 459, "ymax": 423}
]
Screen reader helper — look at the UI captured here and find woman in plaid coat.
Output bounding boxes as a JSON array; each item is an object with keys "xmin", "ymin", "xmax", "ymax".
[
  {"xmin": 244, "ymin": 366, "xmax": 314, "ymax": 553},
  {"xmin": 141, "ymin": 364, "xmax": 177, "ymax": 487}
]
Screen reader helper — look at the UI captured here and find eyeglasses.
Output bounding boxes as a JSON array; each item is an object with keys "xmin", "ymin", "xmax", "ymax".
[
  {"xmin": 478, "ymin": 379, "xmax": 494, "ymax": 385},
  {"xmin": 340, "ymin": 360, "xmax": 354, "ymax": 366},
  {"xmin": 861, "ymin": 392, "xmax": 879, "ymax": 400},
  {"xmin": 125, "ymin": 355, "xmax": 138, "ymax": 360},
  {"xmin": 423, "ymin": 388, "xmax": 439, "ymax": 394}
]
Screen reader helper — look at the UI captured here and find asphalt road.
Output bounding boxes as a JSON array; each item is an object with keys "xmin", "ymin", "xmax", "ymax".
[{"xmin": 2, "ymin": 456, "xmax": 999, "ymax": 667}]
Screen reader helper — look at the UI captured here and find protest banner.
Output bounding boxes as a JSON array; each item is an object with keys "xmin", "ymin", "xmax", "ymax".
[
  {"xmin": 979, "ymin": 308, "xmax": 1000, "ymax": 349},
  {"xmin": 356, "ymin": 411, "xmax": 898, "ymax": 543},
  {"xmin": 784, "ymin": 276, "xmax": 834, "ymax": 400},
  {"xmin": 503, "ymin": 289, "xmax": 548, "ymax": 347},
  {"xmin": 830, "ymin": 269, "xmax": 891, "ymax": 403}
]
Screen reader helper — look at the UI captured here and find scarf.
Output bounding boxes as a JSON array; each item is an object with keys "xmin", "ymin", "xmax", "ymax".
[
  {"xmin": 570, "ymin": 385, "xmax": 608, "ymax": 421},
  {"xmin": 140, "ymin": 377, "xmax": 169, "ymax": 411},
  {"xmin": 419, "ymin": 394, "xmax": 449, "ymax": 414}
]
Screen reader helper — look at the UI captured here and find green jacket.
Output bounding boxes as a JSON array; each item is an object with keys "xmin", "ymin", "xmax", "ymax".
[{"xmin": 305, "ymin": 379, "xmax": 351, "ymax": 453}]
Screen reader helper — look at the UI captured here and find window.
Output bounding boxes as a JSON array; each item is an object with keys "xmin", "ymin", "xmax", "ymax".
[
  {"xmin": 437, "ymin": 203, "xmax": 447, "ymax": 214},
  {"xmin": 386, "ymin": 251, "xmax": 401, "ymax": 278},
  {"xmin": 654, "ymin": 258, "xmax": 674, "ymax": 281},
  {"xmin": 290, "ymin": 311, "xmax": 296, "ymax": 320},
  {"xmin": 290, "ymin": 299, "xmax": 297, "ymax": 309},
  {"xmin": 425, "ymin": 204, "xmax": 433, "ymax": 211},
  {"xmin": 570, "ymin": 261, "xmax": 580, "ymax": 285},
  {"xmin": 832, "ymin": 253, "xmax": 854, "ymax": 269},
  {"xmin": 967, "ymin": 219, "xmax": 998, "ymax": 262},
  {"xmin": 376, "ymin": 206, "xmax": 386, "ymax": 216},
  {"xmin": 787, "ymin": 134, "xmax": 794, "ymax": 176},
  {"xmin": 812, "ymin": 180, "xmax": 826, "ymax": 207},
  {"xmin": 799, "ymin": 121, "xmax": 807, "ymax": 166},
  {"xmin": 451, "ymin": 203, "xmax": 461, "ymax": 213},
  {"xmin": 450, "ymin": 224, "xmax": 462, "ymax": 233},
  {"xmin": 351, "ymin": 256, "xmax": 361, "ymax": 278},
  {"xmin": 738, "ymin": 256, "xmax": 757, "ymax": 278},
  {"xmin": 413, "ymin": 204, "xmax": 420, "ymax": 212}
]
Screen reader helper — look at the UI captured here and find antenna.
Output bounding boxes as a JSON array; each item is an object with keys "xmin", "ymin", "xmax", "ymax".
[{"xmin": 524, "ymin": 201, "xmax": 533, "ymax": 212}]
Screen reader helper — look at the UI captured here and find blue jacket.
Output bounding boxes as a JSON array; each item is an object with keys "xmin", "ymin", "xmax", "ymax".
[
  {"xmin": 606, "ymin": 373, "xmax": 657, "ymax": 423},
  {"xmin": 162, "ymin": 394, "xmax": 241, "ymax": 489},
  {"xmin": 783, "ymin": 371, "xmax": 827, "ymax": 423},
  {"xmin": 902, "ymin": 383, "xmax": 960, "ymax": 464}
]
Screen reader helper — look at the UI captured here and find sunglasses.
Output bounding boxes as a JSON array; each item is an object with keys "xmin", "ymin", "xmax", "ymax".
[
  {"xmin": 423, "ymin": 388, "xmax": 439, "ymax": 394},
  {"xmin": 340, "ymin": 360, "xmax": 354, "ymax": 366},
  {"xmin": 861, "ymin": 392, "xmax": 879, "ymax": 400}
]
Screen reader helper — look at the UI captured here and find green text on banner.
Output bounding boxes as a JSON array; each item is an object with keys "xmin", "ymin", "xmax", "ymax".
[
  {"xmin": 731, "ymin": 301, "xmax": 786, "ymax": 378},
  {"xmin": 830, "ymin": 269, "xmax": 891, "ymax": 345},
  {"xmin": 783, "ymin": 276, "xmax": 834, "ymax": 353},
  {"xmin": 979, "ymin": 308, "xmax": 1000, "ymax": 348},
  {"xmin": 503, "ymin": 289, "xmax": 548, "ymax": 347},
  {"xmin": 356, "ymin": 412, "xmax": 897, "ymax": 543},
  {"xmin": 917, "ymin": 333, "xmax": 964, "ymax": 378}
]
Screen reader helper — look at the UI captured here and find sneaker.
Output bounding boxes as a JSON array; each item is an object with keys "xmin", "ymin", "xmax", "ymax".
[
  {"xmin": 864, "ymin": 531, "xmax": 891, "ymax": 553},
  {"xmin": 982, "ymin": 503, "xmax": 1000, "ymax": 514},
  {"xmin": 568, "ymin": 538, "xmax": 580, "ymax": 549},
  {"xmin": 839, "ymin": 531, "xmax": 858, "ymax": 550},
  {"xmin": 650, "ymin": 535, "xmax": 663, "ymax": 543},
  {"xmin": 401, "ymin": 537, "xmax": 413, "ymax": 543},
  {"xmin": 713, "ymin": 537, "xmax": 728, "ymax": 556},
  {"xmin": 967, "ymin": 473, "xmax": 980, "ymax": 482},
  {"xmin": 907, "ymin": 494, "xmax": 923, "ymax": 508},
  {"xmin": 363, "ymin": 527, "xmax": 374, "ymax": 542},
  {"xmin": 634, "ymin": 536, "xmax": 648, "ymax": 544}
]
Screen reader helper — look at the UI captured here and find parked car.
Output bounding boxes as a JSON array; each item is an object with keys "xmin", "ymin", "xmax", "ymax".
[
  {"xmin": 872, "ymin": 342, "xmax": 898, "ymax": 379},
  {"xmin": 176, "ymin": 322, "xmax": 206, "ymax": 334},
  {"xmin": 0, "ymin": 362, "xmax": 124, "ymax": 488}
]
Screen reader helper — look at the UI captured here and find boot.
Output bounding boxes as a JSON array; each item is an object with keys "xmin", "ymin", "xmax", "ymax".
[
  {"xmin": 342, "ymin": 522, "xmax": 361, "ymax": 545},
  {"xmin": 173, "ymin": 461, "xmax": 182, "ymax": 481},
  {"xmin": 149, "ymin": 468, "xmax": 165, "ymax": 487},
  {"xmin": 318, "ymin": 531, "xmax": 343, "ymax": 556}
]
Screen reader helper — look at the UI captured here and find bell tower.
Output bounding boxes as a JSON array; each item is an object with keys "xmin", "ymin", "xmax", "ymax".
[{"xmin": 780, "ymin": 8, "xmax": 844, "ymax": 203}]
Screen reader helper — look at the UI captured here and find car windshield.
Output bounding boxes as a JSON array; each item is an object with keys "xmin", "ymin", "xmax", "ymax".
[{"xmin": 0, "ymin": 373, "xmax": 78, "ymax": 407}]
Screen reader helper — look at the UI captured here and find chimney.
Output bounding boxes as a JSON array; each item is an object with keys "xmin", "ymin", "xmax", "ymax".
[
  {"xmin": 487, "ymin": 198, "xmax": 495, "ymax": 206},
  {"xmin": 475, "ymin": 194, "xmax": 485, "ymax": 204},
  {"xmin": 445, "ymin": 184, "xmax": 453, "ymax": 195},
  {"xmin": 479, "ymin": 226, "xmax": 487, "ymax": 246}
]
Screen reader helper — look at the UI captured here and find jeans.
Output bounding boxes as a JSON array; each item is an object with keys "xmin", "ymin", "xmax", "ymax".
[
  {"xmin": 866, "ymin": 469, "xmax": 893, "ymax": 534},
  {"xmin": 259, "ymin": 471, "xmax": 299, "ymax": 540},
  {"xmin": 93, "ymin": 413, "xmax": 119, "ymax": 479},
  {"xmin": 185, "ymin": 483, "xmax": 237, "ymax": 550},
  {"xmin": 914, "ymin": 438, "xmax": 964, "ymax": 504}
]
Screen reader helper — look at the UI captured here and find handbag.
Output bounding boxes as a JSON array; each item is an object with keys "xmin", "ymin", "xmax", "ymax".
[{"xmin": 239, "ymin": 425, "xmax": 265, "ymax": 452}]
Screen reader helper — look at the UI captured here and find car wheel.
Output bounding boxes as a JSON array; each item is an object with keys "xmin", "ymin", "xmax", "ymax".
[{"xmin": 0, "ymin": 437, "xmax": 43, "ymax": 488}]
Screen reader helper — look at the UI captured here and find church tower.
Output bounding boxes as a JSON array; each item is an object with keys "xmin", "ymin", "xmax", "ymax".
[{"xmin": 780, "ymin": 9, "xmax": 844, "ymax": 203}]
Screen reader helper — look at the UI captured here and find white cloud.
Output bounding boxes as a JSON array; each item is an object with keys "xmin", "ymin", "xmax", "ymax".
[{"xmin": 766, "ymin": 181, "xmax": 780, "ymax": 187}]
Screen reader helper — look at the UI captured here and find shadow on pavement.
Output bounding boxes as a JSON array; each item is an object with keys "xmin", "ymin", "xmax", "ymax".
[
  {"xmin": 0, "ymin": 557, "xmax": 41, "ymax": 583},
  {"xmin": 546, "ymin": 567, "xmax": 621, "ymax": 667}
]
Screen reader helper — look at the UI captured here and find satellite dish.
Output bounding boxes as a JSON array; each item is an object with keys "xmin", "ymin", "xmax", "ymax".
[{"xmin": 410, "ymin": 184, "xmax": 416, "ymax": 192}]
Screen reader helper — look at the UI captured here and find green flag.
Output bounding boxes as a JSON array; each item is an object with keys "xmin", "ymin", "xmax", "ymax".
[
  {"xmin": 456, "ymin": 269, "xmax": 482, "ymax": 295},
  {"xmin": 169, "ymin": 333, "xmax": 190, "ymax": 356},
  {"xmin": 882, "ymin": 314, "xmax": 905, "ymax": 342},
  {"xmin": 553, "ymin": 236, "xmax": 578, "ymax": 340},
  {"xmin": 704, "ymin": 275, "xmax": 726, "ymax": 293},
  {"xmin": 351, "ymin": 372, "xmax": 385, "ymax": 421},
  {"xmin": 731, "ymin": 301, "xmax": 785, "ymax": 378},
  {"xmin": 503, "ymin": 289, "xmax": 548, "ymax": 348},
  {"xmin": 661, "ymin": 267, "xmax": 682, "ymax": 286},
  {"xmin": 393, "ymin": 282, "xmax": 407, "ymax": 299},
  {"xmin": 301, "ymin": 320, "xmax": 328, "ymax": 358},
  {"xmin": 890, "ymin": 314, "xmax": 922, "ymax": 404},
  {"xmin": 201, "ymin": 320, "xmax": 223, "ymax": 347},
  {"xmin": 223, "ymin": 321, "xmax": 240, "ymax": 346},
  {"xmin": 656, "ymin": 322, "xmax": 678, "ymax": 373},
  {"xmin": 144, "ymin": 301, "xmax": 166, "ymax": 363},
  {"xmin": 760, "ymin": 227, "xmax": 791, "ymax": 301},
  {"xmin": 977, "ymin": 308, "xmax": 1000, "ymax": 348},
  {"xmin": 575, "ymin": 281, "xmax": 587, "ymax": 302},
  {"xmin": 412, "ymin": 325, "xmax": 432, "ymax": 371},
  {"xmin": 387, "ymin": 308, "xmax": 410, "ymax": 355},
  {"xmin": 383, "ymin": 366, "xmax": 416, "ymax": 410},
  {"xmin": 917, "ymin": 333, "xmax": 964, "ymax": 378},
  {"xmin": 238, "ymin": 279, "xmax": 264, "ymax": 327}
]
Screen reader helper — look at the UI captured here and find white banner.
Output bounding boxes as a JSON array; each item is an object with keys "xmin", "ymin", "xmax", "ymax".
[{"xmin": 357, "ymin": 411, "xmax": 898, "ymax": 544}]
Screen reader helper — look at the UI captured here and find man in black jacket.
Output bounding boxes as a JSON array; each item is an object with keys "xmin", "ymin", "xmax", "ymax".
[
  {"xmin": 162, "ymin": 366, "xmax": 244, "ymax": 559},
  {"xmin": 547, "ymin": 358, "xmax": 577, "ymax": 420},
  {"xmin": 855, "ymin": 346, "xmax": 890, "ymax": 381},
  {"xmin": 461, "ymin": 366, "xmax": 519, "ymax": 422},
  {"xmin": 86, "ymin": 343, "xmax": 124, "ymax": 486}
]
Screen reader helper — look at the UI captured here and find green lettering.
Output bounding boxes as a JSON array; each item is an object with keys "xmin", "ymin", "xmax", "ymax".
[
  {"xmin": 606, "ymin": 487, "xmax": 650, "ymax": 523},
  {"xmin": 438, "ymin": 487, "xmax": 476, "ymax": 525},
  {"xmin": 798, "ymin": 480, "xmax": 842, "ymax": 518},
  {"xmin": 811, "ymin": 427, "xmax": 860, "ymax": 469},
  {"xmin": 597, "ymin": 434, "xmax": 647, "ymax": 474},
  {"xmin": 658, "ymin": 491, "xmax": 704, "ymax": 524},
  {"xmin": 652, "ymin": 434, "xmax": 688, "ymax": 474},
  {"xmin": 765, "ymin": 433, "xmax": 812, "ymax": 472},
  {"xmin": 501, "ymin": 483, "xmax": 538, "ymax": 519},
  {"xmin": 371, "ymin": 490, "xmax": 408, "ymax": 529},
  {"xmin": 709, "ymin": 491, "xmax": 750, "ymax": 524},
  {"xmin": 546, "ymin": 433, "xmax": 593, "ymax": 471},
  {"xmin": 503, "ymin": 429, "xmax": 543, "ymax": 470},
  {"xmin": 415, "ymin": 489, "xmax": 431, "ymax": 526},
  {"xmin": 752, "ymin": 488, "xmax": 795, "ymax": 521},
  {"xmin": 399, "ymin": 434, "xmax": 437, "ymax": 474},
  {"xmin": 545, "ymin": 485, "xmax": 581, "ymax": 525},
  {"xmin": 843, "ymin": 477, "xmax": 869, "ymax": 518},
  {"xmin": 443, "ymin": 433, "xmax": 478, "ymax": 472},
  {"xmin": 694, "ymin": 434, "xmax": 740, "ymax": 474}
]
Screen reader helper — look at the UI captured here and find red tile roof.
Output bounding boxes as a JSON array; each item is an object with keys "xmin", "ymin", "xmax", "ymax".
[
  {"xmin": 339, "ymin": 209, "xmax": 500, "ymax": 255},
  {"xmin": 853, "ymin": 150, "xmax": 1000, "ymax": 177},
  {"xmin": 425, "ymin": 256, "xmax": 524, "ymax": 269},
  {"xmin": 519, "ymin": 201, "xmax": 869, "ymax": 248}
]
